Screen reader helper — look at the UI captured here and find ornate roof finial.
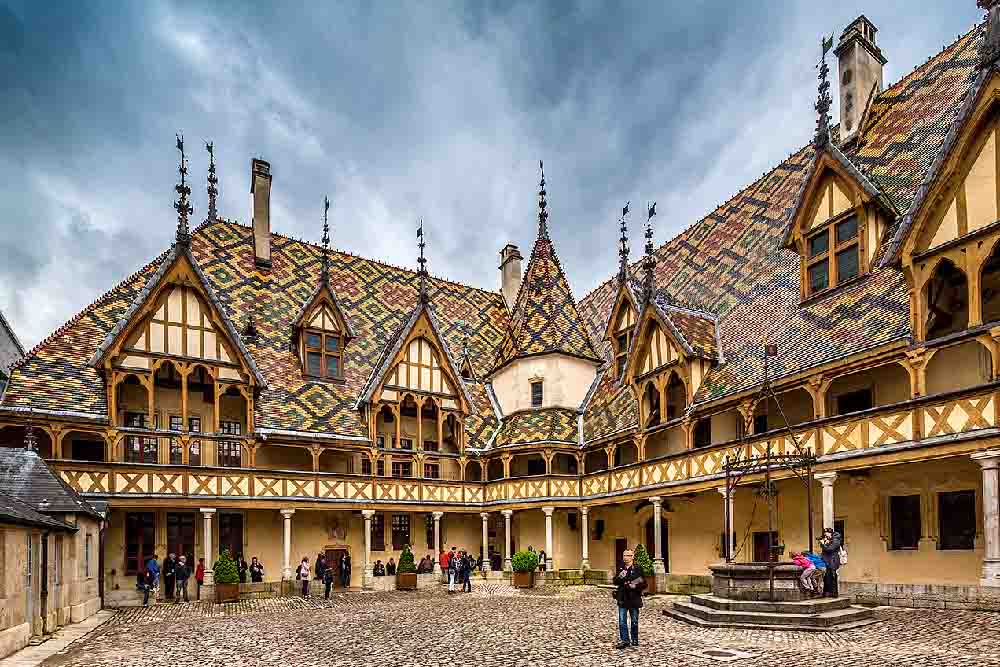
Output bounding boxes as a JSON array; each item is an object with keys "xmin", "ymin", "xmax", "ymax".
[
  {"xmin": 814, "ymin": 35, "xmax": 835, "ymax": 149},
  {"xmin": 537, "ymin": 160, "xmax": 549, "ymax": 240},
  {"xmin": 617, "ymin": 201, "xmax": 630, "ymax": 284},
  {"xmin": 417, "ymin": 220, "xmax": 429, "ymax": 304},
  {"xmin": 23, "ymin": 413, "xmax": 37, "ymax": 453},
  {"xmin": 641, "ymin": 202, "xmax": 657, "ymax": 304},
  {"xmin": 206, "ymin": 141, "xmax": 218, "ymax": 221},
  {"xmin": 321, "ymin": 196, "xmax": 331, "ymax": 286},
  {"xmin": 174, "ymin": 133, "xmax": 193, "ymax": 247},
  {"xmin": 981, "ymin": 1, "xmax": 1000, "ymax": 68}
]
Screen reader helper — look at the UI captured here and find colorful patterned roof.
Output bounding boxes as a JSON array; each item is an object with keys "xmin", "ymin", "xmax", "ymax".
[
  {"xmin": 492, "ymin": 228, "xmax": 601, "ymax": 374},
  {"xmin": 650, "ymin": 292, "xmax": 719, "ymax": 361},
  {"xmin": 492, "ymin": 407, "xmax": 579, "ymax": 448},
  {"xmin": 3, "ymin": 220, "xmax": 511, "ymax": 442},
  {"xmin": 580, "ymin": 24, "xmax": 985, "ymax": 423}
]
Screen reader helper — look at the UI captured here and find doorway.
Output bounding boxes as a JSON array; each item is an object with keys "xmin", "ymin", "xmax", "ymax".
[
  {"xmin": 615, "ymin": 538, "xmax": 629, "ymax": 573},
  {"xmin": 752, "ymin": 531, "xmax": 780, "ymax": 563},
  {"xmin": 324, "ymin": 548, "xmax": 349, "ymax": 588},
  {"xmin": 644, "ymin": 517, "xmax": 669, "ymax": 572},
  {"xmin": 219, "ymin": 513, "xmax": 244, "ymax": 560}
]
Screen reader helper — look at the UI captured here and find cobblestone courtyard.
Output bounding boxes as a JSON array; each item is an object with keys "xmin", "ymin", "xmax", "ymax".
[{"xmin": 35, "ymin": 586, "xmax": 1000, "ymax": 666}]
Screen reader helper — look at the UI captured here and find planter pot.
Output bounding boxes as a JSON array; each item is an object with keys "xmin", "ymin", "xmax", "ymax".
[
  {"xmin": 215, "ymin": 583, "xmax": 240, "ymax": 603},
  {"xmin": 512, "ymin": 571, "xmax": 535, "ymax": 588},
  {"xmin": 396, "ymin": 572, "xmax": 418, "ymax": 590},
  {"xmin": 644, "ymin": 575, "xmax": 657, "ymax": 595}
]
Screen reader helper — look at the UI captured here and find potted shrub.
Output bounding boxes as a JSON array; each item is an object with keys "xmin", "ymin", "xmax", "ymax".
[
  {"xmin": 511, "ymin": 549, "xmax": 539, "ymax": 588},
  {"xmin": 633, "ymin": 544, "xmax": 656, "ymax": 595},
  {"xmin": 214, "ymin": 549, "xmax": 241, "ymax": 602},
  {"xmin": 396, "ymin": 544, "xmax": 418, "ymax": 590}
]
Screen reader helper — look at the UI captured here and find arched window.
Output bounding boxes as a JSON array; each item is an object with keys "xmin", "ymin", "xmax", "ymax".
[
  {"xmin": 925, "ymin": 259, "xmax": 968, "ymax": 340},
  {"xmin": 643, "ymin": 382, "xmax": 661, "ymax": 428},
  {"xmin": 982, "ymin": 242, "xmax": 1000, "ymax": 325},
  {"xmin": 665, "ymin": 372, "xmax": 686, "ymax": 421}
]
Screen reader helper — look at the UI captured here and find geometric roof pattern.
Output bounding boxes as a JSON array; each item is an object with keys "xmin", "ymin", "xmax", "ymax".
[
  {"xmin": 492, "ymin": 407, "xmax": 579, "ymax": 448},
  {"xmin": 492, "ymin": 224, "xmax": 601, "ymax": 374}
]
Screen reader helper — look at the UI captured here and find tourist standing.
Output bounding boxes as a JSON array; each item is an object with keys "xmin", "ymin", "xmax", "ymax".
[
  {"xmin": 163, "ymin": 552, "xmax": 176, "ymax": 600},
  {"xmin": 447, "ymin": 548, "xmax": 458, "ymax": 593},
  {"xmin": 323, "ymin": 561, "xmax": 335, "ymax": 599},
  {"xmin": 175, "ymin": 555, "xmax": 190, "ymax": 602},
  {"xmin": 613, "ymin": 549, "xmax": 646, "ymax": 649},
  {"xmin": 141, "ymin": 564, "xmax": 156, "ymax": 607},
  {"xmin": 341, "ymin": 553, "xmax": 352, "ymax": 588},
  {"xmin": 250, "ymin": 557, "xmax": 264, "ymax": 583},
  {"xmin": 373, "ymin": 560, "xmax": 386, "ymax": 576},
  {"xmin": 439, "ymin": 548, "xmax": 450, "ymax": 575},
  {"xmin": 538, "ymin": 549, "xmax": 547, "ymax": 572},
  {"xmin": 461, "ymin": 551, "xmax": 473, "ymax": 593},
  {"xmin": 298, "ymin": 557, "xmax": 311, "ymax": 597},
  {"xmin": 238, "ymin": 555, "xmax": 248, "ymax": 584},
  {"xmin": 195, "ymin": 558, "xmax": 205, "ymax": 600},
  {"xmin": 819, "ymin": 527, "xmax": 842, "ymax": 597},
  {"xmin": 145, "ymin": 554, "xmax": 160, "ymax": 591},
  {"xmin": 315, "ymin": 553, "xmax": 327, "ymax": 583},
  {"xmin": 387, "ymin": 557, "xmax": 397, "ymax": 576}
]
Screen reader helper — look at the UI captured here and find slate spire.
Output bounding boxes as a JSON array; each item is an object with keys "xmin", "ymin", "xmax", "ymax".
[
  {"xmin": 174, "ymin": 134, "xmax": 193, "ymax": 248},
  {"xmin": 641, "ymin": 202, "xmax": 657, "ymax": 304},
  {"xmin": 537, "ymin": 160, "xmax": 549, "ymax": 240},
  {"xmin": 814, "ymin": 36, "xmax": 834, "ymax": 149},
  {"xmin": 417, "ymin": 220, "xmax": 429, "ymax": 304},
  {"xmin": 23, "ymin": 416, "xmax": 37, "ymax": 453},
  {"xmin": 206, "ymin": 141, "xmax": 219, "ymax": 221},
  {"xmin": 617, "ymin": 202, "xmax": 630, "ymax": 285},
  {"xmin": 321, "ymin": 196, "xmax": 331, "ymax": 286}
]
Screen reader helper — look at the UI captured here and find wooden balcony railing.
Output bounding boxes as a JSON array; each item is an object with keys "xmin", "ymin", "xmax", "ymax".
[{"xmin": 52, "ymin": 386, "xmax": 999, "ymax": 506}]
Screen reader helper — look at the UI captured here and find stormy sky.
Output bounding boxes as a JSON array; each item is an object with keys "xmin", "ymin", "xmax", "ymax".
[{"xmin": 0, "ymin": 1, "xmax": 984, "ymax": 348}]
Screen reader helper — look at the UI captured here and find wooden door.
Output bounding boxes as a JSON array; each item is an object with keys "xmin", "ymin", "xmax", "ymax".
[
  {"xmin": 325, "ymin": 549, "xmax": 348, "ymax": 587},
  {"xmin": 752, "ymin": 531, "xmax": 780, "ymax": 563}
]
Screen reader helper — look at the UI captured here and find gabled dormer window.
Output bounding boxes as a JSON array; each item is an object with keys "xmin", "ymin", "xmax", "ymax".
[
  {"xmin": 304, "ymin": 329, "xmax": 343, "ymax": 379},
  {"xmin": 295, "ymin": 292, "xmax": 352, "ymax": 382},
  {"xmin": 609, "ymin": 297, "xmax": 637, "ymax": 379},
  {"xmin": 806, "ymin": 213, "xmax": 861, "ymax": 295}
]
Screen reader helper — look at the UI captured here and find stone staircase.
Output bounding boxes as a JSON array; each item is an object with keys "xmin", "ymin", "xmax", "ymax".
[{"xmin": 664, "ymin": 593, "xmax": 878, "ymax": 632}]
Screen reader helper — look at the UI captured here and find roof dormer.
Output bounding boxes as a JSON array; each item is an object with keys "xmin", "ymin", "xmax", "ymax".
[{"xmin": 292, "ymin": 285, "xmax": 354, "ymax": 381}]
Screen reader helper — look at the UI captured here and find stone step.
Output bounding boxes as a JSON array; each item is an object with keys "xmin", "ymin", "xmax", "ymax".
[
  {"xmin": 671, "ymin": 599, "xmax": 875, "ymax": 629},
  {"xmin": 663, "ymin": 606, "xmax": 880, "ymax": 633},
  {"xmin": 691, "ymin": 593, "xmax": 852, "ymax": 614}
]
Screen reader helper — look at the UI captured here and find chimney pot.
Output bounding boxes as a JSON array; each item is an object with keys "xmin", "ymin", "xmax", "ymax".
[
  {"xmin": 251, "ymin": 158, "xmax": 272, "ymax": 269},
  {"xmin": 499, "ymin": 244, "xmax": 523, "ymax": 309},
  {"xmin": 834, "ymin": 15, "xmax": 886, "ymax": 142}
]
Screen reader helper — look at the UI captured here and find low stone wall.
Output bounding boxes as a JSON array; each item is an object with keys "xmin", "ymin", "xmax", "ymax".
[
  {"xmin": 541, "ymin": 569, "xmax": 609, "ymax": 587},
  {"xmin": 843, "ymin": 581, "xmax": 1000, "ymax": 611},
  {"xmin": 0, "ymin": 622, "xmax": 30, "ymax": 660},
  {"xmin": 660, "ymin": 574, "xmax": 712, "ymax": 595}
]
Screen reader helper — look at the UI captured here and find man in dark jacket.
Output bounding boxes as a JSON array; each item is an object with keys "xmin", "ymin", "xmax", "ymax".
[
  {"xmin": 461, "ymin": 551, "xmax": 473, "ymax": 592},
  {"xmin": 162, "ymin": 553, "xmax": 176, "ymax": 600},
  {"xmin": 323, "ymin": 561, "xmax": 335, "ymax": 599},
  {"xmin": 341, "ymin": 554, "xmax": 352, "ymax": 588},
  {"xmin": 447, "ymin": 548, "xmax": 458, "ymax": 593},
  {"xmin": 174, "ymin": 555, "xmax": 191, "ymax": 603},
  {"xmin": 819, "ymin": 527, "xmax": 842, "ymax": 597},
  {"xmin": 613, "ymin": 549, "xmax": 647, "ymax": 649},
  {"xmin": 386, "ymin": 558, "xmax": 397, "ymax": 576}
]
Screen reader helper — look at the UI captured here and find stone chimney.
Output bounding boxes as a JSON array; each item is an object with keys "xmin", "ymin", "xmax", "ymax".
[
  {"xmin": 499, "ymin": 244, "xmax": 523, "ymax": 309},
  {"xmin": 835, "ymin": 15, "xmax": 886, "ymax": 141},
  {"xmin": 250, "ymin": 158, "xmax": 272, "ymax": 268}
]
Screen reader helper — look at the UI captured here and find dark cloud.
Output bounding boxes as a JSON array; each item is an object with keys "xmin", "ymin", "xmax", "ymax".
[{"xmin": 0, "ymin": 0, "xmax": 984, "ymax": 347}]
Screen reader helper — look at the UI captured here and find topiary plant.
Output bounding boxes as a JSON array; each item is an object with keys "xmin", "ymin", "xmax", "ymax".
[
  {"xmin": 511, "ymin": 549, "xmax": 539, "ymax": 573},
  {"xmin": 214, "ymin": 548, "xmax": 240, "ymax": 584},
  {"xmin": 633, "ymin": 543, "xmax": 654, "ymax": 577},
  {"xmin": 397, "ymin": 544, "xmax": 417, "ymax": 574}
]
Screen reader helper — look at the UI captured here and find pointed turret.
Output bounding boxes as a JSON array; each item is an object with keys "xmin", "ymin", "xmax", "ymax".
[
  {"xmin": 641, "ymin": 203, "xmax": 657, "ymax": 305},
  {"xmin": 617, "ymin": 202, "xmax": 630, "ymax": 285},
  {"xmin": 174, "ymin": 134, "xmax": 193, "ymax": 247},
  {"xmin": 206, "ymin": 141, "xmax": 219, "ymax": 221},
  {"xmin": 814, "ymin": 36, "xmax": 834, "ymax": 149}
]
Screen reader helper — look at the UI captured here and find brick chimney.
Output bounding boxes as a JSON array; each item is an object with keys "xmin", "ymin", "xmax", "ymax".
[
  {"xmin": 251, "ymin": 158, "xmax": 272, "ymax": 268},
  {"xmin": 499, "ymin": 244, "xmax": 523, "ymax": 309},
  {"xmin": 835, "ymin": 16, "xmax": 886, "ymax": 142}
]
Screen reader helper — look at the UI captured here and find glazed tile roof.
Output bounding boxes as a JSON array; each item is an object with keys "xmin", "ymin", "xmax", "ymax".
[
  {"xmin": 650, "ymin": 292, "xmax": 720, "ymax": 361},
  {"xmin": 492, "ymin": 229, "xmax": 601, "ymax": 373},
  {"xmin": 492, "ymin": 408, "xmax": 579, "ymax": 448},
  {"xmin": 4, "ymin": 221, "xmax": 511, "ymax": 442},
  {"xmin": 580, "ymin": 24, "xmax": 985, "ymax": 425}
]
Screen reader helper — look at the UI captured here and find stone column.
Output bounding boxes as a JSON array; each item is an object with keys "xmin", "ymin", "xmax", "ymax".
[
  {"xmin": 650, "ymin": 496, "xmax": 665, "ymax": 574},
  {"xmin": 815, "ymin": 472, "xmax": 838, "ymax": 530},
  {"xmin": 717, "ymin": 486, "xmax": 734, "ymax": 561},
  {"xmin": 200, "ymin": 508, "xmax": 216, "ymax": 585},
  {"xmin": 579, "ymin": 507, "xmax": 590, "ymax": 570},
  {"xmin": 542, "ymin": 506, "xmax": 554, "ymax": 571},
  {"xmin": 973, "ymin": 450, "xmax": 1000, "ymax": 586},
  {"xmin": 432, "ymin": 512, "xmax": 443, "ymax": 575},
  {"xmin": 501, "ymin": 509, "xmax": 513, "ymax": 572},
  {"xmin": 362, "ymin": 510, "xmax": 375, "ymax": 580},
  {"xmin": 279, "ymin": 509, "xmax": 295, "ymax": 580},
  {"xmin": 480, "ymin": 512, "xmax": 491, "ymax": 573}
]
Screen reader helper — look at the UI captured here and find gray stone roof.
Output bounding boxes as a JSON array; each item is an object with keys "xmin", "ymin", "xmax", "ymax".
[
  {"xmin": 0, "ymin": 447, "xmax": 102, "ymax": 520},
  {"xmin": 0, "ymin": 308, "xmax": 24, "ymax": 377},
  {"xmin": 0, "ymin": 488, "xmax": 75, "ymax": 530}
]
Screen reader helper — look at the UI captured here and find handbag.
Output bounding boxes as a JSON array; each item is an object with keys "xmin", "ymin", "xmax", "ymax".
[{"xmin": 838, "ymin": 545, "xmax": 848, "ymax": 565}]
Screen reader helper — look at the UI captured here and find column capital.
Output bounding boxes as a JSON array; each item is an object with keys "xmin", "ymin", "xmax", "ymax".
[
  {"xmin": 501, "ymin": 509, "xmax": 513, "ymax": 518},
  {"xmin": 480, "ymin": 512, "xmax": 489, "ymax": 520},
  {"xmin": 279, "ymin": 508, "xmax": 296, "ymax": 518},
  {"xmin": 815, "ymin": 472, "xmax": 838, "ymax": 486},
  {"xmin": 649, "ymin": 495, "xmax": 662, "ymax": 506},
  {"xmin": 432, "ymin": 511, "xmax": 443, "ymax": 519},
  {"xmin": 200, "ymin": 508, "xmax": 217, "ymax": 516},
  {"xmin": 972, "ymin": 449, "xmax": 1000, "ymax": 469},
  {"xmin": 716, "ymin": 486, "xmax": 730, "ymax": 498},
  {"xmin": 579, "ymin": 506, "xmax": 589, "ymax": 516},
  {"xmin": 361, "ymin": 509, "xmax": 376, "ymax": 518},
  {"xmin": 542, "ymin": 506, "xmax": 555, "ymax": 516}
]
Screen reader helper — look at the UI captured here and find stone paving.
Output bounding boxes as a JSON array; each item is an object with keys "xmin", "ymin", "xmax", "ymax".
[{"xmin": 33, "ymin": 585, "xmax": 1000, "ymax": 666}]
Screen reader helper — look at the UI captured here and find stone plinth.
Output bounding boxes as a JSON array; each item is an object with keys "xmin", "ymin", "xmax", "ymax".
[{"xmin": 710, "ymin": 562, "xmax": 809, "ymax": 602}]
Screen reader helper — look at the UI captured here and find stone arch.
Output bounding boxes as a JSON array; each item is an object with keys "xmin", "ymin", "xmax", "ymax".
[
  {"xmin": 486, "ymin": 458, "xmax": 504, "ymax": 481},
  {"xmin": 665, "ymin": 370, "xmax": 686, "ymax": 421},
  {"xmin": 924, "ymin": 257, "xmax": 969, "ymax": 340},
  {"xmin": 551, "ymin": 452, "xmax": 578, "ymax": 475},
  {"xmin": 925, "ymin": 339, "xmax": 993, "ymax": 395},
  {"xmin": 641, "ymin": 380, "xmax": 661, "ymax": 428},
  {"xmin": 614, "ymin": 439, "xmax": 639, "ymax": 467},
  {"xmin": 584, "ymin": 449, "xmax": 607, "ymax": 474}
]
